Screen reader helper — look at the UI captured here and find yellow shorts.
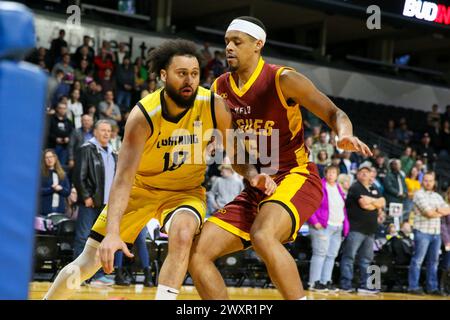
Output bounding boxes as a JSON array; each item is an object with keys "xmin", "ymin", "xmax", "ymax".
[{"xmin": 90, "ymin": 186, "xmax": 206, "ymax": 245}]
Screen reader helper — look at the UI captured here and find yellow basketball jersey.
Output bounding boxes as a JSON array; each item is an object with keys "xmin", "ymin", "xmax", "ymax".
[{"xmin": 134, "ymin": 87, "xmax": 216, "ymax": 191}]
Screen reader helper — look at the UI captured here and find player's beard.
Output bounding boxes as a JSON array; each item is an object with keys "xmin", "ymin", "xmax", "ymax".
[
  {"xmin": 228, "ymin": 59, "xmax": 239, "ymax": 72},
  {"xmin": 165, "ymin": 81, "xmax": 198, "ymax": 109}
]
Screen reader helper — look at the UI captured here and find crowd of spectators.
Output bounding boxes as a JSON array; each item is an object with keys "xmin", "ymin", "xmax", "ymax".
[{"xmin": 32, "ymin": 29, "xmax": 450, "ymax": 295}]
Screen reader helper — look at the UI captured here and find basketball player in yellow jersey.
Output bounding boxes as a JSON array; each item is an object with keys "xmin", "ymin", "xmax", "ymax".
[{"xmin": 44, "ymin": 39, "xmax": 276, "ymax": 300}]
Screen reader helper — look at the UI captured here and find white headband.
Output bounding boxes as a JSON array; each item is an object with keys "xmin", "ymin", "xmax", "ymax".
[{"xmin": 226, "ymin": 19, "xmax": 266, "ymax": 45}]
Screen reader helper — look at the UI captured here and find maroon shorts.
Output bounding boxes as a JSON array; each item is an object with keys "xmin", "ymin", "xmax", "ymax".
[{"xmin": 208, "ymin": 162, "xmax": 323, "ymax": 247}]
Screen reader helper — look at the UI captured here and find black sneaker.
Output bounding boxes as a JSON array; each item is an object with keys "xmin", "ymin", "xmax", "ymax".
[
  {"xmin": 114, "ymin": 268, "xmax": 131, "ymax": 286},
  {"xmin": 408, "ymin": 288, "xmax": 425, "ymax": 295},
  {"xmin": 326, "ymin": 282, "xmax": 340, "ymax": 292},
  {"xmin": 427, "ymin": 289, "xmax": 447, "ymax": 297},
  {"xmin": 340, "ymin": 286, "xmax": 356, "ymax": 293},
  {"xmin": 310, "ymin": 281, "xmax": 328, "ymax": 292}
]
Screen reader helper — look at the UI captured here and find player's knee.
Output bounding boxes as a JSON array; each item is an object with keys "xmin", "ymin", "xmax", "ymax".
[
  {"xmin": 170, "ymin": 227, "xmax": 195, "ymax": 251},
  {"xmin": 250, "ymin": 229, "xmax": 272, "ymax": 251}
]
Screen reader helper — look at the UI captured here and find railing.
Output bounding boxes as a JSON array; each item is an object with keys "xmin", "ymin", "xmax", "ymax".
[{"xmin": 353, "ymin": 126, "xmax": 404, "ymax": 158}]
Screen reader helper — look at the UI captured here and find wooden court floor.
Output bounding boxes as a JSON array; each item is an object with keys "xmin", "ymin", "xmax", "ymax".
[{"xmin": 29, "ymin": 282, "xmax": 450, "ymax": 300}]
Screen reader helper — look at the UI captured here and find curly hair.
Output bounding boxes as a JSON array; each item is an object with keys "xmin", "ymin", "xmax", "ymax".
[{"xmin": 148, "ymin": 39, "xmax": 203, "ymax": 75}]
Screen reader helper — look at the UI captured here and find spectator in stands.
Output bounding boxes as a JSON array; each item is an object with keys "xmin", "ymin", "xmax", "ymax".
[
  {"xmin": 29, "ymin": 47, "xmax": 52, "ymax": 70},
  {"xmin": 438, "ymin": 120, "xmax": 450, "ymax": 158},
  {"xmin": 308, "ymin": 165, "xmax": 349, "ymax": 292},
  {"xmin": 52, "ymin": 70, "xmax": 71, "ymax": 108},
  {"xmin": 48, "ymin": 102, "xmax": 73, "ymax": 166},
  {"xmin": 207, "ymin": 164, "xmax": 244, "ymax": 214},
  {"xmin": 65, "ymin": 187, "xmax": 79, "ymax": 220},
  {"xmin": 311, "ymin": 125, "xmax": 321, "ymax": 143},
  {"xmin": 99, "ymin": 90, "xmax": 122, "ymax": 126},
  {"xmin": 49, "ymin": 29, "xmax": 68, "ymax": 66},
  {"xmin": 114, "ymin": 42, "xmax": 128, "ymax": 65},
  {"xmin": 52, "ymin": 53, "xmax": 74, "ymax": 78},
  {"xmin": 94, "ymin": 48, "xmax": 114, "ymax": 81},
  {"xmin": 441, "ymin": 187, "xmax": 450, "ymax": 276},
  {"xmin": 74, "ymin": 59, "xmax": 92, "ymax": 92},
  {"xmin": 75, "ymin": 35, "xmax": 95, "ymax": 66},
  {"xmin": 405, "ymin": 167, "xmax": 421, "ymax": 222},
  {"xmin": 147, "ymin": 79, "xmax": 158, "ymax": 93},
  {"xmin": 427, "ymin": 104, "xmax": 441, "ymax": 129},
  {"xmin": 81, "ymin": 80, "xmax": 102, "ymax": 115},
  {"xmin": 312, "ymin": 131, "xmax": 334, "ymax": 165},
  {"xmin": 114, "ymin": 228, "xmax": 153, "ymax": 287},
  {"xmin": 383, "ymin": 159, "xmax": 407, "ymax": 208},
  {"xmin": 395, "ymin": 120, "xmax": 414, "ymax": 146},
  {"xmin": 72, "ymin": 80, "xmax": 82, "ymax": 95},
  {"xmin": 408, "ymin": 172, "xmax": 450, "ymax": 295},
  {"xmin": 200, "ymin": 42, "xmax": 212, "ymax": 64},
  {"xmin": 74, "ymin": 45, "xmax": 93, "ymax": 69},
  {"xmin": 134, "ymin": 58, "xmax": 147, "ymax": 98},
  {"xmin": 73, "ymin": 120, "xmax": 117, "ymax": 287},
  {"xmin": 201, "ymin": 71, "xmax": 215, "ymax": 89},
  {"xmin": 304, "ymin": 136, "xmax": 314, "ymax": 162},
  {"xmin": 338, "ymin": 173, "xmax": 352, "ymax": 196},
  {"xmin": 390, "ymin": 221, "xmax": 414, "ymax": 266},
  {"xmin": 40, "ymin": 149, "xmax": 71, "ymax": 216},
  {"xmin": 369, "ymin": 166, "xmax": 384, "ymax": 195},
  {"xmin": 316, "ymin": 150, "xmax": 329, "ymax": 178},
  {"xmin": 340, "ymin": 162, "xmax": 386, "ymax": 293},
  {"xmin": 339, "ymin": 151, "xmax": 356, "ymax": 175},
  {"xmin": 400, "ymin": 146, "xmax": 415, "ymax": 176},
  {"xmin": 205, "ymin": 50, "xmax": 225, "ymax": 78},
  {"xmin": 443, "ymin": 105, "xmax": 450, "ymax": 124},
  {"xmin": 373, "ymin": 154, "xmax": 388, "ymax": 184},
  {"xmin": 99, "ymin": 68, "xmax": 116, "ymax": 94},
  {"xmin": 110, "ymin": 124, "xmax": 122, "ymax": 153},
  {"xmin": 330, "ymin": 153, "xmax": 341, "ymax": 169},
  {"xmin": 68, "ymin": 114, "xmax": 94, "ymax": 170},
  {"xmin": 414, "ymin": 159, "xmax": 426, "ymax": 183},
  {"xmin": 367, "ymin": 145, "xmax": 381, "ymax": 167},
  {"xmin": 115, "ymin": 56, "xmax": 135, "ymax": 112},
  {"xmin": 67, "ymin": 89, "xmax": 83, "ymax": 130},
  {"xmin": 417, "ymin": 132, "xmax": 437, "ymax": 169},
  {"xmin": 386, "ymin": 223, "xmax": 398, "ymax": 240},
  {"xmin": 303, "ymin": 109, "xmax": 322, "ymax": 138},
  {"xmin": 383, "ymin": 119, "xmax": 397, "ymax": 143},
  {"xmin": 134, "ymin": 56, "xmax": 148, "ymax": 84}
]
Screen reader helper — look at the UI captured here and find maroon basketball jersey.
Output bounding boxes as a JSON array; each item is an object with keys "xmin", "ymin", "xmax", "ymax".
[{"xmin": 213, "ymin": 57, "xmax": 309, "ymax": 176}]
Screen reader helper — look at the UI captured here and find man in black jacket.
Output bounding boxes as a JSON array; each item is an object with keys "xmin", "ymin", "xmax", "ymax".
[
  {"xmin": 73, "ymin": 120, "xmax": 117, "ymax": 287},
  {"xmin": 68, "ymin": 114, "xmax": 94, "ymax": 170},
  {"xmin": 115, "ymin": 56, "xmax": 134, "ymax": 112},
  {"xmin": 48, "ymin": 102, "xmax": 73, "ymax": 166}
]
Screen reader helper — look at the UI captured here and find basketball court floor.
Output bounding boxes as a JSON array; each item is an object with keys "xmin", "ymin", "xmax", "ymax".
[{"xmin": 29, "ymin": 282, "xmax": 449, "ymax": 300}]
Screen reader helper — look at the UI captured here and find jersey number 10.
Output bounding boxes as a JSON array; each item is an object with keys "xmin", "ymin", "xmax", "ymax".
[{"xmin": 163, "ymin": 151, "xmax": 189, "ymax": 172}]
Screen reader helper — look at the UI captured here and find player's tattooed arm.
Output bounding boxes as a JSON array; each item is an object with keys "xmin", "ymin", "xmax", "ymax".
[
  {"xmin": 279, "ymin": 70, "xmax": 372, "ymax": 157},
  {"xmin": 213, "ymin": 94, "xmax": 276, "ymax": 196},
  {"xmin": 97, "ymin": 106, "xmax": 150, "ymax": 274}
]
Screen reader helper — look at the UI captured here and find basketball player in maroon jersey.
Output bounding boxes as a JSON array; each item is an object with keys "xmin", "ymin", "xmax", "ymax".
[{"xmin": 188, "ymin": 16, "xmax": 372, "ymax": 300}]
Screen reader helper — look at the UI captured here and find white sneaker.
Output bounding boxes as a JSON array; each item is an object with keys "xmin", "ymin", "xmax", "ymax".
[{"xmin": 89, "ymin": 276, "xmax": 115, "ymax": 288}]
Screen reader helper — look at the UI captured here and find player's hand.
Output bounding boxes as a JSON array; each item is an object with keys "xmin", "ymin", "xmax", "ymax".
[
  {"xmin": 250, "ymin": 173, "xmax": 277, "ymax": 196},
  {"xmin": 337, "ymin": 135, "xmax": 372, "ymax": 157},
  {"xmin": 97, "ymin": 233, "xmax": 134, "ymax": 274},
  {"xmin": 314, "ymin": 223, "xmax": 323, "ymax": 230}
]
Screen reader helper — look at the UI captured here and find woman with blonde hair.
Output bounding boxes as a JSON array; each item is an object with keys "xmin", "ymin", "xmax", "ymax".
[
  {"xmin": 40, "ymin": 149, "xmax": 71, "ymax": 216},
  {"xmin": 337, "ymin": 173, "xmax": 352, "ymax": 196}
]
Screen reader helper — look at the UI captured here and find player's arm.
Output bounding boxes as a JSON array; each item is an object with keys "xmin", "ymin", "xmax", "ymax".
[
  {"xmin": 279, "ymin": 70, "xmax": 372, "ymax": 157},
  {"xmin": 97, "ymin": 106, "xmax": 151, "ymax": 274},
  {"xmin": 213, "ymin": 94, "xmax": 276, "ymax": 196}
]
